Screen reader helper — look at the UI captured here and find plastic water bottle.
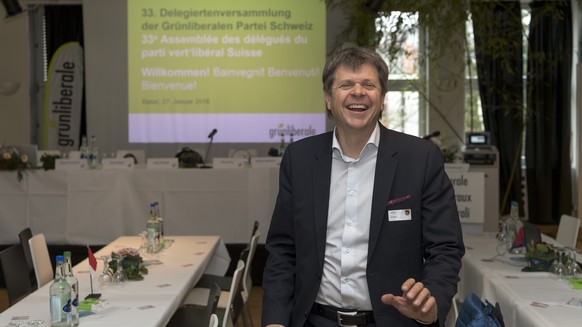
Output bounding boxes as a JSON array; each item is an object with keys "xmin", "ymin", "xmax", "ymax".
[
  {"xmin": 50, "ymin": 255, "xmax": 72, "ymax": 327},
  {"xmin": 63, "ymin": 251, "xmax": 79, "ymax": 326}
]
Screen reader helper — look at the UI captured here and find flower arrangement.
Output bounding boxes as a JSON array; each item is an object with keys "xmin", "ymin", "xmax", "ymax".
[
  {"xmin": 0, "ymin": 146, "xmax": 32, "ymax": 181},
  {"xmin": 525, "ymin": 241, "xmax": 555, "ymax": 271},
  {"xmin": 109, "ymin": 247, "xmax": 148, "ymax": 281}
]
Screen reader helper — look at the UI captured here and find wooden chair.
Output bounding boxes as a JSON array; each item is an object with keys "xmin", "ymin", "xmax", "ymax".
[
  {"xmin": 28, "ymin": 233, "xmax": 54, "ymax": 288},
  {"xmin": 18, "ymin": 227, "xmax": 37, "ymax": 288},
  {"xmin": 0, "ymin": 244, "xmax": 34, "ymax": 306}
]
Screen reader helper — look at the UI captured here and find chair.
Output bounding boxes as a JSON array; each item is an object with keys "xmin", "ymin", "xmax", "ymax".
[
  {"xmin": 556, "ymin": 214, "xmax": 580, "ymax": 248},
  {"xmin": 18, "ymin": 227, "xmax": 37, "ymax": 289},
  {"xmin": 167, "ymin": 282, "xmax": 221, "ymax": 327},
  {"xmin": 184, "ymin": 259, "xmax": 246, "ymax": 327},
  {"xmin": 28, "ymin": 233, "xmax": 54, "ymax": 288},
  {"xmin": 209, "ymin": 314, "xmax": 219, "ymax": 327},
  {"xmin": 183, "ymin": 231, "xmax": 260, "ymax": 327},
  {"xmin": 0, "ymin": 244, "xmax": 35, "ymax": 306}
]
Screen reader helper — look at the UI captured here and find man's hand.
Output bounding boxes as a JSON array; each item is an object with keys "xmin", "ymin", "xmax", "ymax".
[{"xmin": 381, "ymin": 278, "xmax": 437, "ymax": 324}]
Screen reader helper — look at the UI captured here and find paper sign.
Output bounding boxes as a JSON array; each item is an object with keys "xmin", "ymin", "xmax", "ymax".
[
  {"xmin": 212, "ymin": 157, "xmax": 247, "ymax": 169},
  {"xmin": 146, "ymin": 158, "xmax": 178, "ymax": 169},
  {"xmin": 102, "ymin": 158, "xmax": 134, "ymax": 170},
  {"xmin": 55, "ymin": 159, "xmax": 88, "ymax": 170},
  {"xmin": 251, "ymin": 157, "xmax": 282, "ymax": 168},
  {"xmin": 446, "ymin": 171, "xmax": 485, "ymax": 223}
]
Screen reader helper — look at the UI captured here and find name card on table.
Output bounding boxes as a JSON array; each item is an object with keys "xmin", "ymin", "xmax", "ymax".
[
  {"xmin": 146, "ymin": 158, "xmax": 178, "ymax": 169},
  {"xmin": 447, "ymin": 171, "xmax": 485, "ymax": 224},
  {"xmin": 212, "ymin": 157, "xmax": 247, "ymax": 169},
  {"xmin": 55, "ymin": 159, "xmax": 88, "ymax": 170},
  {"xmin": 101, "ymin": 158, "xmax": 134, "ymax": 170},
  {"xmin": 251, "ymin": 157, "xmax": 282, "ymax": 168}
]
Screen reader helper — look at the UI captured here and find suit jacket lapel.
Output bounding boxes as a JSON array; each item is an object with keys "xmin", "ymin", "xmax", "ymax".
[
  {"xmin": 368, "ymin": 127, "xmax": 398, "ymax": 262},
  {"xmin": 313, "ymin": 134, "xmax": 333, "ymax": 271}
]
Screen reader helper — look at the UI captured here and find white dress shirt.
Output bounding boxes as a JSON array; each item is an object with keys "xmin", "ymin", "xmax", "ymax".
[{"xmin": 315, "ymin": 123, "xmax": 380, "ymax": 310}]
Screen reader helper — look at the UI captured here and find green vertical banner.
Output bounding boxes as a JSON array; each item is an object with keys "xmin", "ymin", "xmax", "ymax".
[{"xmin": 42, "ymin": 41, "xmax": 84, "ymax": 151}]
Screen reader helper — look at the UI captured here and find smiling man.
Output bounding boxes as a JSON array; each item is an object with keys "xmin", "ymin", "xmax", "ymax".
[{"xmin": 262, "ymin": 46, "xmax": 465, "ymax": 327}]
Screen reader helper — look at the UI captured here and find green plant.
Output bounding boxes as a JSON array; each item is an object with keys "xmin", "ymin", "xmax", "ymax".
[{"xmin": 109, "ymin": 248, "xmax": 148, "ymax": 281}]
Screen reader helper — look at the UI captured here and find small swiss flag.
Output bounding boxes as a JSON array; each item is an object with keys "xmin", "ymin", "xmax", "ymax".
[{"xmin": 87, "ymin": 245, "xmax": 97, "ymax": 276}]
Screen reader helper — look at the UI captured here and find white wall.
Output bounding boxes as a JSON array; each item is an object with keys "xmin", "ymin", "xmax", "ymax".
[{"xmin": 0, "ymin": 8, "xmax": 30, "ymax": 145}]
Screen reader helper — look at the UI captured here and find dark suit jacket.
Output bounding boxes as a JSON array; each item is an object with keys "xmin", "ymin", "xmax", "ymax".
[{"xmin": 262, "ymin": 125, "xmax": 465, "ymax": 327}]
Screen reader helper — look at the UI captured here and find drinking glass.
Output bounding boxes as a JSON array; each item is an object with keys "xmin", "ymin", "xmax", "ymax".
[
  {"xmin": 111, "ymin": 254, "xmax": 127, "ymax": 287},
  {"xmin": 549, "ymin": 248, "xmax": 567, "ymax": 280},
  {"xmin": 565, "ymin": 247, "xmax": 582, "ymax": 277},
  {"xmin": 97, "ymin": 255, "xmax": 112, "ymax": 289}
]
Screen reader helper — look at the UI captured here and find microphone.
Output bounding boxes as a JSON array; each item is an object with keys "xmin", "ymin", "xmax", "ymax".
[
  {"xmin": 201, "ymin": 129, "xmax": 217, "ymax": 168},
  {"xmin": 422, "ymin": 130, "xmax": 440, "ymax": 140}
]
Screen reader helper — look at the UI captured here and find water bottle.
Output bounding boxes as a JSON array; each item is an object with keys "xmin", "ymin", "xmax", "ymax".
[
  {"xmin": 279, "ymin": 133, "xmax": 286, "ymax": 156},
  {"xmin": 88, "ymin": 135, "xmax": 99, "ymax": 169},
  {"xmin": 146, "ymin": 203, "xmax": 161, "ymax": 252},
  {"xmin": 505, "ymin": 201, "xmax": 524, "ymax": 254},
  {"xmin": 63, "ymin": 251, "xmax": 79, "ymax": 326},
  {"xmin": 79, "ymin": 136, "xmax": 89, "ymax": 161},
  {"xmin": 154, "ymin": 202, "xmax": 164, "ymax": 244},
  {"xmin": 50, "ymin": 255, "xmax": 72, "ymax": 327}
]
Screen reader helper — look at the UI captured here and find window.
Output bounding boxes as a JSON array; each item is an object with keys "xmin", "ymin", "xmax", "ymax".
[{"xmin": 376, "ymin": 11, "xmax": 425, "ymax": 138}]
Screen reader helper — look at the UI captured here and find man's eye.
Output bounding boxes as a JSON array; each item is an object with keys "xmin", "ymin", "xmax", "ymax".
[
  {"xmin": 363, "ymin": 83, "xmax": 377, "ymax": 90},
  {"xmin": 338, "ymin": 83, "xmax": 353, "ymax": 90}
]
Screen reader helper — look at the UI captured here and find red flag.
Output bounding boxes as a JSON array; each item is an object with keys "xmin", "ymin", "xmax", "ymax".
[{"xmin": 87, "ymin": 245, "xmax": 97, "ymax": 276}]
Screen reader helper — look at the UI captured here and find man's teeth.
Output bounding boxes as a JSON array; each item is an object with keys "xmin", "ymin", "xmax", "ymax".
[{"xmin": 347, "ymin": 104, "xmax": 367, "ymax": 111}]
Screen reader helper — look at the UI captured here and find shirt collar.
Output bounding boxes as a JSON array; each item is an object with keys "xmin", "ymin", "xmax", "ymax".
[{"xmin": 332, "ymin": 123, "xmax": 380, "ymax": 161}]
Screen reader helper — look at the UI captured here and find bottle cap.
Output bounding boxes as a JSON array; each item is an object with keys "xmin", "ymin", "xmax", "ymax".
[
  {"xmin": 56, "ymin": 255, "xmax": 64, "ymax": 263},
  {"xmin": 63, "ymin": 251, "xmax": 71, "ymax": 258}
]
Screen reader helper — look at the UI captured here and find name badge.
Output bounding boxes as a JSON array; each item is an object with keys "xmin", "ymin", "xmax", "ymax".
[{"xmin": 388, "ymin": 209, "xmax": 412, "ymax": 222}]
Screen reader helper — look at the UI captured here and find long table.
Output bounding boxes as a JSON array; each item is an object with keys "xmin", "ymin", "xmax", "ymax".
[
  {"xmin": 459, "ymin": 233, "xmax": 582, "ymax": 327},
  {"xmin": 0, "ymin": 168, "xmax": 278, "ymax": 245},
  {"xmin": 0, "ymin": 235, "xmax": 228, "ymax": 326}
]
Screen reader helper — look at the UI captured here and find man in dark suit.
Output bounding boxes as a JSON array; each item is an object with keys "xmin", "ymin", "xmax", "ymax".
[{"xmin": 262, "ymin": 46, "xmax": 464, "ymax": 327}]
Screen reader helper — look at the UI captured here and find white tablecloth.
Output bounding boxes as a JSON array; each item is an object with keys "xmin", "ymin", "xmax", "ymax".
[
  {"xmin": 460, "ymin": 233, "xmax": 582, "ymax": 327},
  {"xmin": 0, "ymin": 235, "xmax": 227, "ymax": 327},
  {"xmin": 0, "ymin": 168, "xmax": 278, "ymax": 245}
]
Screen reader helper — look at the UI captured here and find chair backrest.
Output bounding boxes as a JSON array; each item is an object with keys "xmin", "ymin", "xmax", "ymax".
[
  {"xmin": 28, "ymin": 233, "xmax": 54, "ymax": 289},
  {"xmin": 203, "ymin": 282, "xmax": 222, "ymax": 326},
  {"xmin": 18, "ymin": 227, "xmax": 36, "ymax": 288},
  {"xmin": 208, "ymin": 314, "xmax": 219, "ymax": 327},
  {"xmin": 0, "ymin": 244, "xmax": 35, "ymax": 306},
  {"xmin": 241, "ymin": 230, "xmax": 260, "ymax": 302},
  {"xmin": 556, "ymin": 214, "xmax": 580, "ymax": 248},
  {"xmin": 222, "ymin": 259, "xmax": 245, "ymax": 327},
  {"xmin": 250, "ymin": 220, "xmax": 259, "ymax": 243}
]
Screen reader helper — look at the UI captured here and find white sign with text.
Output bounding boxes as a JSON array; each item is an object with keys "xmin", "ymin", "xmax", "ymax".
[{"xmin": 447, "ymin": 171, "xmax": 485, "ymax": 224}]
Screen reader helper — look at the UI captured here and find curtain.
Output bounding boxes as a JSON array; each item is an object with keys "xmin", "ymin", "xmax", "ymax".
[
  {"xmin": 44, "ymin": 5, "xmax": 86, "ymax": 139},
  {"xmin": 525, "ymin": 1, "xmax": 573, "ymax": 224},
  {"xmin": 471, "ymin": 1, "xmax": 524, "ymax": 215}
]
